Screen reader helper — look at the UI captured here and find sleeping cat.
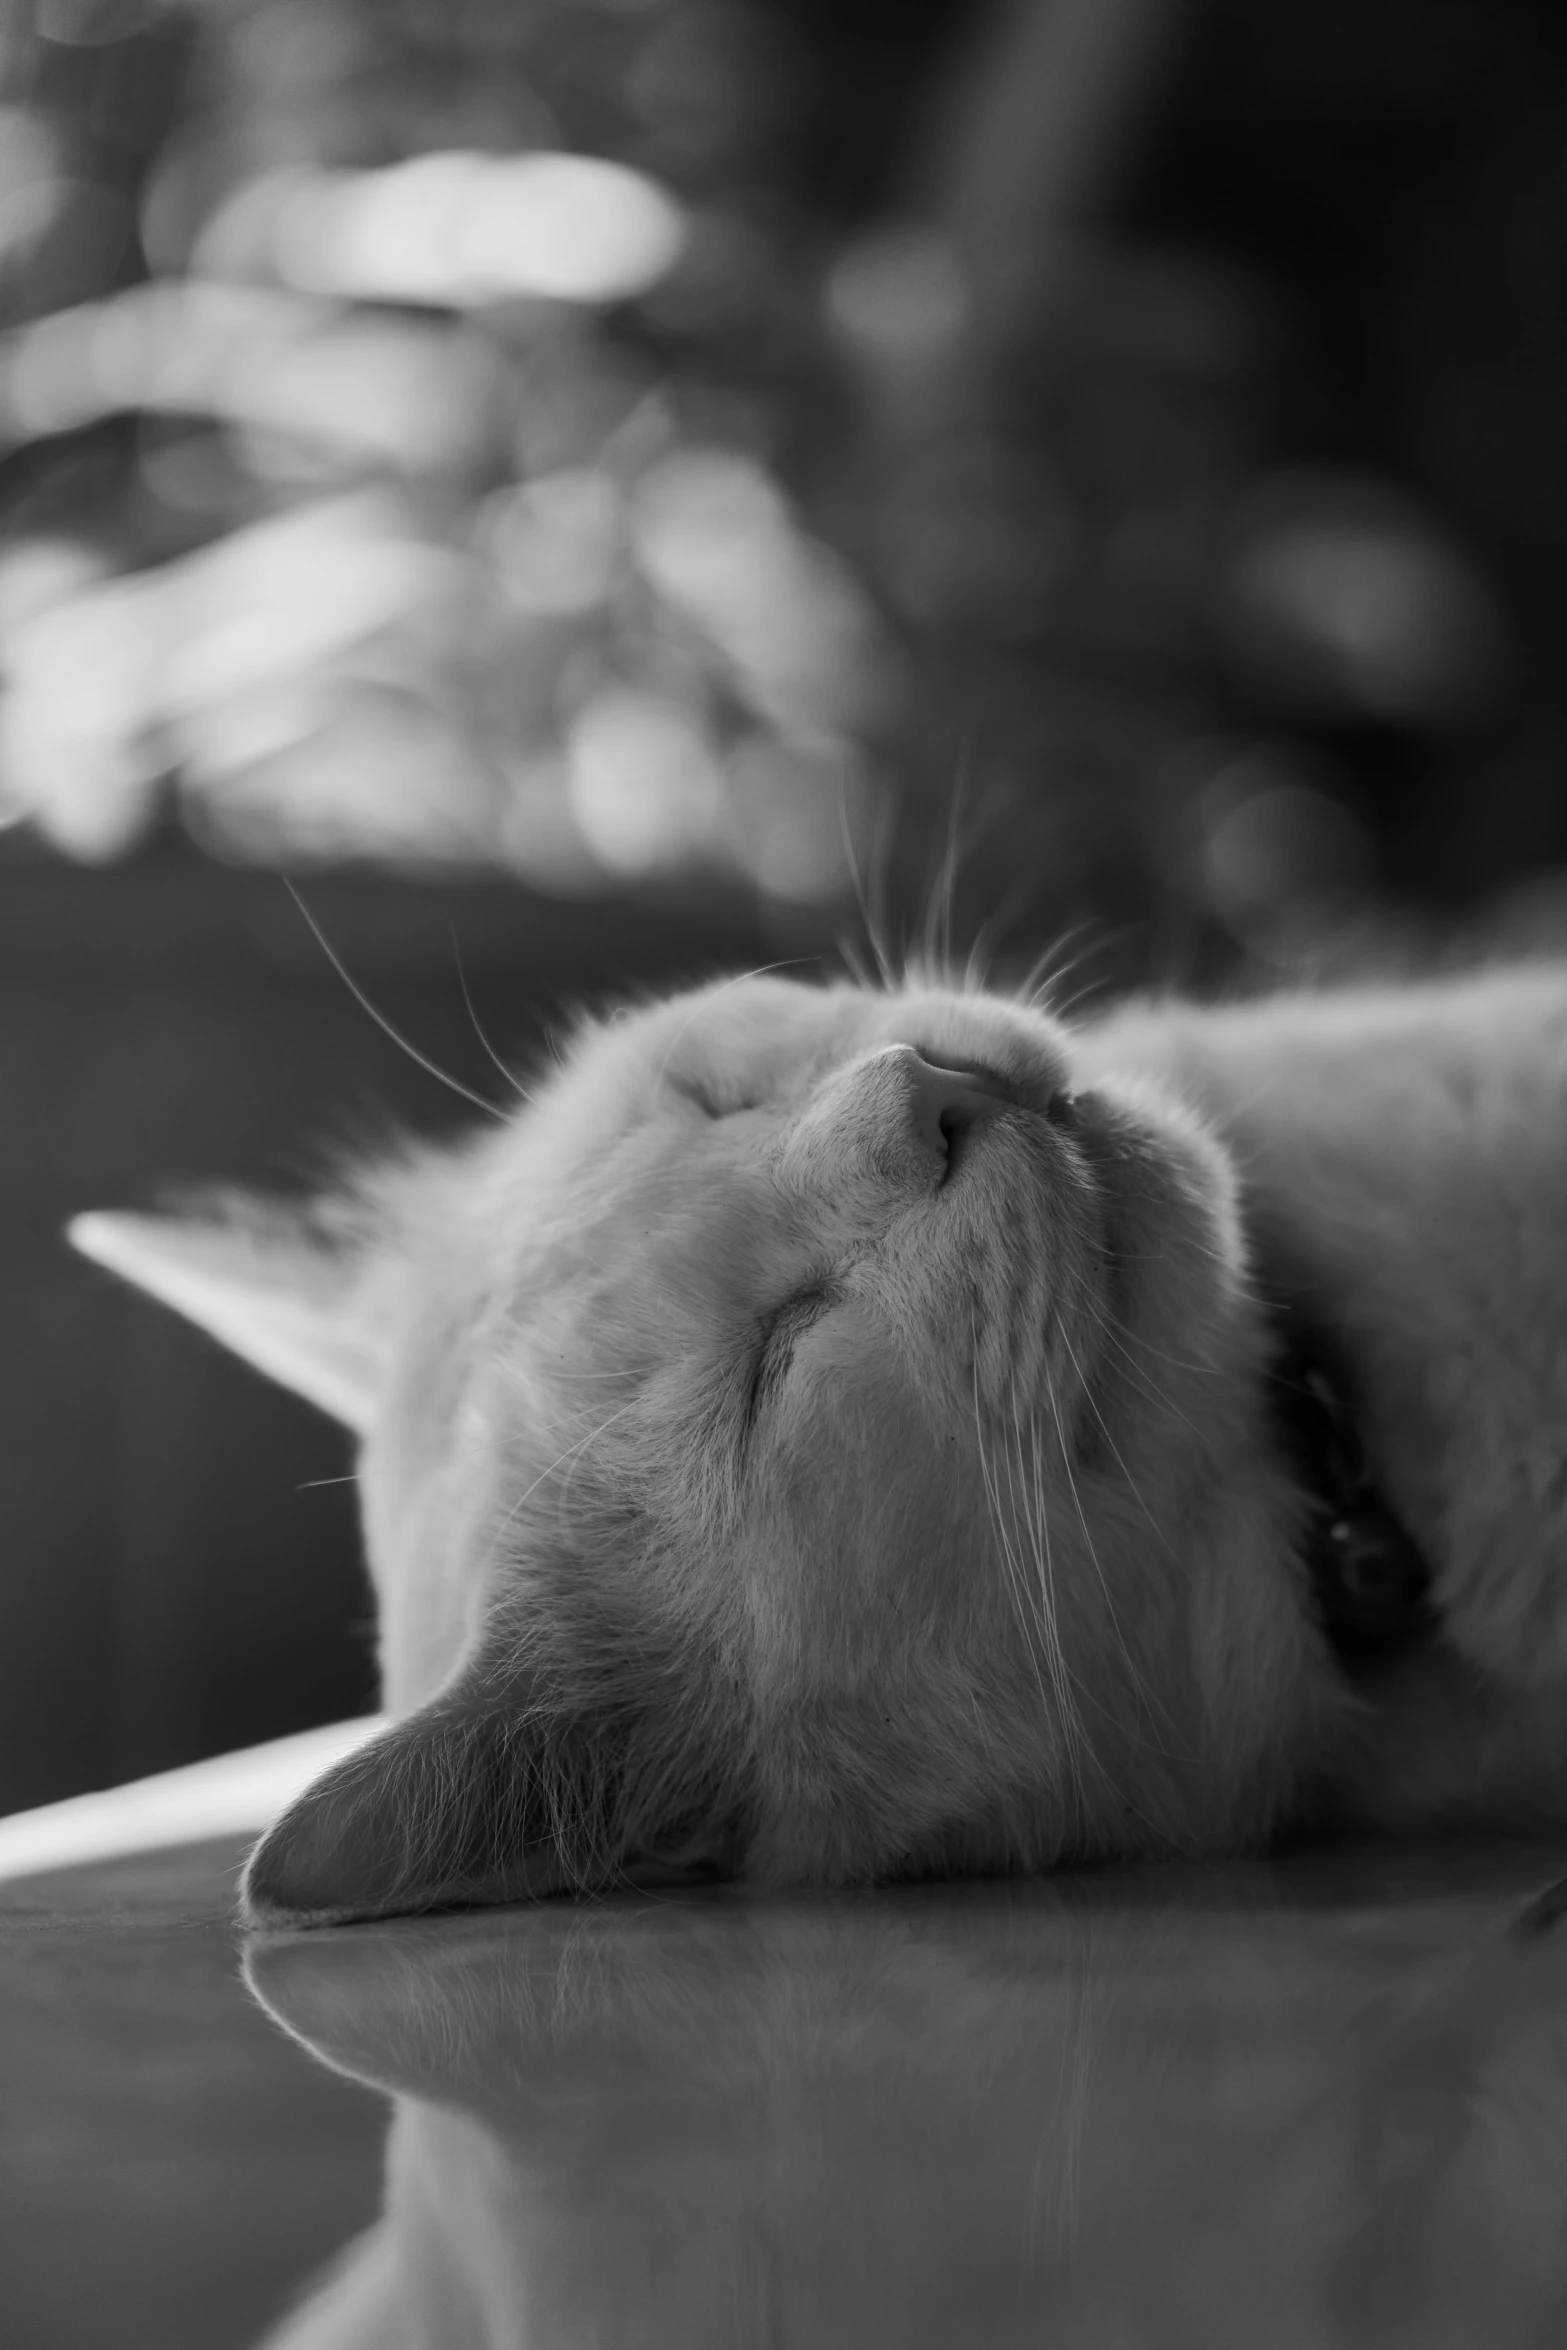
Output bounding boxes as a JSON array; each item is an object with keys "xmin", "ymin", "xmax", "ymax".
[{"xmin": 70, "ymin": 961, "xmax": 1567, "ymax": 1925}]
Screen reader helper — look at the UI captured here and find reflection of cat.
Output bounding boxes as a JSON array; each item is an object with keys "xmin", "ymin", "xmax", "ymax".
[
  {"xmin": 72, "ymin": 965, "xmax": 1567, "ymax": 1923},
  {"xmin": 247, "ymin": 1864, "xmax": 1567, "ymax": 2350}
]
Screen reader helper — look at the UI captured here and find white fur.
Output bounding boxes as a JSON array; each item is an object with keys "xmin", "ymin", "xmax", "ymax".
[{"xmin": 71, "ymin": 964, "xmax": 1567, "ymax": 1920}]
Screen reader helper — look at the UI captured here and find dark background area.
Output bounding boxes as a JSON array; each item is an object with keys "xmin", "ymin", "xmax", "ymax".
[
  {"xmin": 4, "ymin": 0, "xmax": 1567, "ymax": 1810},
  {"xmin": 3, "ymin": 866, "xmax": 765, "ymax": 1809}
]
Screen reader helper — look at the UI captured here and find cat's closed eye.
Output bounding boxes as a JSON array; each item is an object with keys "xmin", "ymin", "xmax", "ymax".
[{"xmin": 745, "ymin": 1283, "xmax": 836, "ymax": 1429}]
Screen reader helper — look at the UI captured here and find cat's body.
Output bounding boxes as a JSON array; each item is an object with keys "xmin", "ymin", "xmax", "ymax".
[
  {"xmin": 1087, "ymin": 972, "xmax": 1567, "ymax": 1836},
  {"xmin": 72, "ymin": 961, "xmax": 1567, "ymax": 1923}
]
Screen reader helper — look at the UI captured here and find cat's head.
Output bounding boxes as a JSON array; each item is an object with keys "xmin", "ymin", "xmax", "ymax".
[{"xmin": 73, "ymin": 973, "xmax": 1326, "ymax": 1924}]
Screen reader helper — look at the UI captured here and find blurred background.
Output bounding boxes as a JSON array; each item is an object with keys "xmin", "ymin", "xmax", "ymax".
[{"xmin": 5, "ymin": 0, "xmax": 1567, "ymax": 1812}]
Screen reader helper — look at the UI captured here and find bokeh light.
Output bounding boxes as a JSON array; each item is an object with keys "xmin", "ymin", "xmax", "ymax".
[
  {"xmin": 200, "ymin": 151, "xmax": 688, "ymax": 309},
  {"xmin": 0, "ymin": 0, "xmax": 1562, "ymax": 962}
]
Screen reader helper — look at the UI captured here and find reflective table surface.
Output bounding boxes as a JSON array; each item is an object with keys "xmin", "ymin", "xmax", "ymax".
[{"xmin": 5, "ymin": 1835, "xmax": 1567, "ymax": 2348}]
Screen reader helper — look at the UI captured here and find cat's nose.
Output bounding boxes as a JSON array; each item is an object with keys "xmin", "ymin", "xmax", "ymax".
[{"xmin": 891, "ymin": 1046, "xmax": 1013, "ymax": 1168}]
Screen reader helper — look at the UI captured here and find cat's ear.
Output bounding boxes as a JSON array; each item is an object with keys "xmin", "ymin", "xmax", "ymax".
[
  {"xmin": 242, "ymin": 1624, "xmax": 739, "ymax": 1929},
  {"xmin": 240, "ymin": 1624, "xmax": 624, "ymax": 1927},
  {"xmin": 241, "ymin": 1704, "xmax": 607, "ymax": 1930},
  {"xmin": 68, "ymin": 1202, "xmax": 387, "ymax": 1432}
]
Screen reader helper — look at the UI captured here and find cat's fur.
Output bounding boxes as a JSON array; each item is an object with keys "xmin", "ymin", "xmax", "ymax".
[{"xmin": 71, "ymin": 963, "xmax": 1567, "ymax": 1924}]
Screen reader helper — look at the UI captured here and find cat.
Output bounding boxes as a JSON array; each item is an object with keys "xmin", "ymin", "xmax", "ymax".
[{"xmin": 69, "ymin": 959, "xmax": 1567, "ymax": 1926}]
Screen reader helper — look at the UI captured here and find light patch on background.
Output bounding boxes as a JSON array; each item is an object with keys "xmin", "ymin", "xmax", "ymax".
[
  {"xmin": 483, "ymin": 469, "xmax": 624, "ymax": 615},
  {"xmin": 0, "ymin": 1717, "xmax": 385, "ymax": 1887},
  {"xmin": 3, "ymin": 283, "xmax": 293, "ymax": 440},
  {"xmin": 495, "ymin": 753, "xmax": 604, "ymax": 894},
  {"xmin": 0, "ymin": 282, "xmax": 501, "ymax": 473},
  {"xmin": 0, "ymin": 496, "xmax": 464, "ymax": 860},
  {"xmin": 35, "ymin": 0, "xmax": 157, "ymax": 45},
  {"xmin": 161, "ymin": 500, "xmax": 462, "ymax": 707},
  {"xmin": 567, "ymin": 686, "xmax": 727, "ymax": 875},
  {"xmin": 1224, "ymin": 473, "xmax": 1512, "ymax": 727},
  {"xmin": 825, "ymin": 225, "xmax": 970, "ymax": 370},
  {"xmin": 1199, "ymin": 747, "xmax": 1375, "ymax": 956},
  {"xmin": 169, "ymin": 679, "xmax": 332, "ymax": 784},
  {"xmin": 725, "ymin": 735, "xmax": 868, "ymax": 904},
  {"xmin": 0, "ymin": 104, "xmax": 66, "ymax": 264},
  {"xmin": 185, "ymin": 696, "xmax": 500, "ymax": 871},
  {"xmin": 0, "ymin": 535, "xmax": 106, "ymax": 640},
  {"xmin": 0, "ymin": 563, "xmax": 169, "ymax": 858},
  {"xmin": 200, "ymin": 151, "xmax": 687, "ymax": 310},
  {"xmin": 0, "ymin": 140, "xmax": 871, "ymax": 901},
  {"xmin": 0, "ymin": 176, "xmax": 67, "ymax": 265},
  {"xmin": 633, "ymin": 449, "xmax": 886, "ymax": 733}
]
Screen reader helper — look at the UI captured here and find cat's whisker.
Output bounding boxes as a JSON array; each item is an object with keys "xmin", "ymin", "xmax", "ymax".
[
  {"xmin": 495, "ymin": 1357, "xmax": 632, "ymax": 1389},
  {"xmin": 972, "ymin": 1335, "xmax": 1055, "ymax": 1731},
  {"xmin": 284, "ymin": 879, "xmax": 506, "ymax": 1123},
  {"xmin": 1000, "ymin": 1440, "xmax": 1055, "ymax": 1725},
  {"xmin": 1050, "ymin": 1322, "xmax": 1199, "ymax": 1760},
  {"xmin": 451, "ymin": 935, "xmax": 532, "ymax": 1105},
  {"xmin": 1015, "ymin": 917, "xmax": 1134, "ymax": 1021},
  {"xmin": 978, "ymin": 1414, "xmax": 1043, "ymax": 1695},
  {"xmin": 962, "ymin": 920, "xmax": 998, "ymax": 999},
  {"xmin": 1092, "ymin": 1317, "xmax": 1220, "ymax": 1378},
  {"xmin": 1025, "ymin": 1407, "xmax": 1137, "ymax": 1826},
  {"xmin": 1087, "ymin": 1292, "xmax": 1205, "ymax": 1397},
  {"xmin": 1110, "ymin": 1233, "xmax": 1238, "ymax": 1274},
  {"xmin": 1091, "ymin": 1319, "xmax": 1215, "ymax": 1447},
  {"xmin": 835, "ymin": 935, "xmax": 875, "ymax": 992},
  {"xmin": 996, "ymin": 1374, "xmax": 1087, "ymax": 1803},
  {"xmin": 916, "ymin": 757, "xmax": 977, "ymax": 991},
  {"xmin": 484, "ymin": 1402, "xmax": 641, "ymax": 1561},
  {"xmin": 839, "ymin": 779, "xmax": 897, "ymax": 994},
  {"xmin": 1013, "ymin": 1406, "xmax": 1088, "ymax": 1813},
  {"xmin": 1004, "ymin": 1403, "xmax": 1066, "ymax": 1711},
  {"xmin": 1018, "ymin": 1393, "xmax": 1116, "ymax": 1815},
  {"xmin": 1042, "ymin": 1360, "xmax": 1183, "ymax": 1767},
  {"xmin": 1013, "ymin": 924, "xmax": 1088, "ymax": 1012},
  {"xmin": 1055, "ymin": 1319, "xmax": 1177, "ymax": 1567}
]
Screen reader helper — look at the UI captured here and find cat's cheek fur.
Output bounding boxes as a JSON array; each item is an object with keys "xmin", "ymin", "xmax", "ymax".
[{"xmin": 735, "ymin": 1300, "xmax": 1326, "ymax": 1880}]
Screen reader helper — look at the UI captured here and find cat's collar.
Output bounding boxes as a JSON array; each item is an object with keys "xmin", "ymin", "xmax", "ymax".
[{"xmin": 1261, "ymin": 1294, "xmax": 1435, "ymax": 1673}]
